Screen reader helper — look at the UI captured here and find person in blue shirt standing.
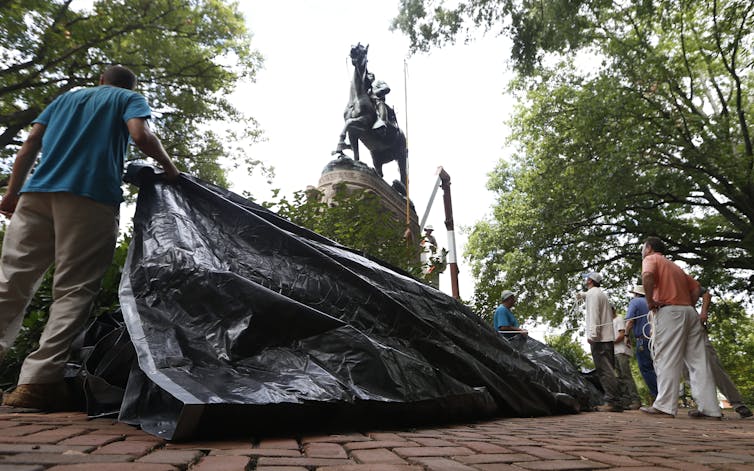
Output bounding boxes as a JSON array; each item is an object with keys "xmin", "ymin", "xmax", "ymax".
[
  {"xmin": 0, "ymin": 65, "xmax": 180, "ymax": 410},
  {"xmin": 625, "ymin": 284, "xmax": 658, "ymax": 400},
  {"xmin": 493, "ymin": 290, "xmax": 527, "ymax": 336}
]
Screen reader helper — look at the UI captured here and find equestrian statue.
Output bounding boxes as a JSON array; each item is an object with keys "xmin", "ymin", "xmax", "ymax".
[{"xmin": 333, "ymin": 44, "xmax": 408, "ymax": 188}]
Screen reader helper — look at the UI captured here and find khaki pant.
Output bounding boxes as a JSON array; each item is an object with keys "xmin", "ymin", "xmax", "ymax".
[
  {"xmin": 652, "ymin": 305, "xmax": 721, "ymax": 417},
  {"xmin": 0, "ymin": 192, "xmax": 118, "ymax": 384},
  {"xmin": 615, "ymin": 352, "xmax": 641, "ymax": 406},
  {"xmin": 681, "ymin": 331, "xmax": 745, "ymax": 408},
  {"xmin": 590, "ymin": 341, "xmax": 621, "ymax": 406}
]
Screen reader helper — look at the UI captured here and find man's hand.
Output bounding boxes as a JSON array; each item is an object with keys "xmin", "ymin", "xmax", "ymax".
[
  {"xmin": 2, "ymin": 122, "xmax": 45, "ymax": 218},
  {"xmin": 127, "ymin": 118, "xmax": 180, "ymax": 183},
  {"xmin": 0, "ymin": 193, "xmax": 18, "ymax": 218},
  {"xmin": 162, "ymin": 162, "xmax": 181, "ymax": 183}
]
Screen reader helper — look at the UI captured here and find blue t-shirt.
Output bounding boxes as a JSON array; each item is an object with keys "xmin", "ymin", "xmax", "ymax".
[
  {"xmin": 626, "ymin": 296, "xmax": 650, "ymax": 339},
  {"xmin": 25, "ymin": 85, "xmax": 151, "ymax": 205},
  {"xmin": 493, "ymin": 305, "xmax": 519, "ymax": 330}
]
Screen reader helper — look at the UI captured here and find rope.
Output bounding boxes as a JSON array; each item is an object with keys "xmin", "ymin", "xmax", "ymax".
[{"xmin": 553, "ymin": 300, "xmax": 656, "ymax": 356}]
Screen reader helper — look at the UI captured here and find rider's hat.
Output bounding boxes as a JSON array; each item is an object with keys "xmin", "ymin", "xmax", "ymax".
[{"xmin": 373, "ymin": 80, "xmax": 391, "ymax": 97}]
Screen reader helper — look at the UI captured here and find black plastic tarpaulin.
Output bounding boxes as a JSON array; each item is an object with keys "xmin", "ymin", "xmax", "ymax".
[{"xmin": 116, "ymin": 164, "xmax": 602, "ymax": 440}]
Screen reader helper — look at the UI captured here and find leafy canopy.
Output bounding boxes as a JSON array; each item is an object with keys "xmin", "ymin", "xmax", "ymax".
[
  {"xmin": 1, "ymin": 0, "xmax": 264, "ymax": 188},
  {"xmin": 271, "ymin": 184, "xmax": 423, "ymax": 275},
  {"xmin": 395, "ymin": 0, "xmax": 754, "ymax": 326}
]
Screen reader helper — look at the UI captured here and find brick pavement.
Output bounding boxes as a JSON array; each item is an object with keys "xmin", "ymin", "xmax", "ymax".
[{"xmin": 0, "ymin": 407, "xmax": 751, "ymax": 470}]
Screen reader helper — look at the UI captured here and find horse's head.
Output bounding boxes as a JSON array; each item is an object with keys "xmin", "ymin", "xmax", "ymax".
[{"xmin": 350, "ymin": 43, "xmax": 369, "ymax": 71}]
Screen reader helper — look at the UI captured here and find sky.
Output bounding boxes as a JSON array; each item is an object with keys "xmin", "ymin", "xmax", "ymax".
[{"xmin": 234, "ymin": 1, "xmax": 517, "ymax": 305}]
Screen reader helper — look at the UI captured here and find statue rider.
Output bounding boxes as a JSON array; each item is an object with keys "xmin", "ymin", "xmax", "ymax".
[{"xmin": 369, "ymin": 79, "xmax": 399, "ymax": 141}]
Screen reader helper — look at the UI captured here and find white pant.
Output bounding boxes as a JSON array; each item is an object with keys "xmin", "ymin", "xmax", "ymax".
[
  {"xmin": 0, "ymin": 192, "xmax": 118, "ymax": 384},
  {"xmin": 652, "ymin": 305, "xmax": 721, "ymax": 417}
]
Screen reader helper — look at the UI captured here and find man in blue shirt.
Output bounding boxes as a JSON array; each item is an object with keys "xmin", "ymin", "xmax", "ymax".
[
  {"xmin": 0, "ymin": 65, "xmax": 180, "ymax": 411},
  {"xmin": 625, "ymin": 284, "xmax": 657, "ymax": 399},
  {"xmin": 493, "ymin": 290, "xmax": 527, "ymax": 336}
]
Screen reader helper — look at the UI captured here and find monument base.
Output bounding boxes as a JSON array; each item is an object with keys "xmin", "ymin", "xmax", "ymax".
[{"xmin": 318, "ymin": 157, "xmax": 419, "ymax": 240}]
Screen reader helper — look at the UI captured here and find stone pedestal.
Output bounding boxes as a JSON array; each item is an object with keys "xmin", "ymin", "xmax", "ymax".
[{"xmin": 318, "ymin": 157, "xmax": 420, "ymax": 240}]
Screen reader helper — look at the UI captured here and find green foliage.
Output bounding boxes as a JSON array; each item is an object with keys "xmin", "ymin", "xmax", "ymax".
[
  {"xmin": 544, "ymin": 331, "xmax": 592, "ymax": 370},
  {"xmin": 629, "ymin": 356, "xmax": 652, "ymax": 405},
  {"xmin": 393, "ymin": 0, "xmax": 592, "ymax": 74},
  {"xmin": 271, "ymin": 184, "xmax": 423, "ymax": 276},
  {"xmin": 0, "ymin": 0, "xmax": 265, "ymax": 186},
  {"xmin": 395, "ymin": 1, "xmax": 754, "ymax": 324},
  {"xmin": 706, "ymin": 298, "xmax": 754, "ymax": 405}
]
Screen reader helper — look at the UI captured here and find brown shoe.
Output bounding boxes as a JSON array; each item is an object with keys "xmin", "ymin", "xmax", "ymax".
[
  {"xmin": 640, "ymin": 406, "xmax": 674, "ymax": 417},
  {"xmin": 595, "ymin": 403, "xmax": 623, "ymax": 412},
  {"xmin": 627, "ymin": 402, "xmax": 642, "ymax": 410},
  {"xmin": 2, "ymin": 382, "xmax": 73, "ymax": 411},
  {"xmin": 688, "ymin": 410, "xmax": 722, "ymax": 420}
]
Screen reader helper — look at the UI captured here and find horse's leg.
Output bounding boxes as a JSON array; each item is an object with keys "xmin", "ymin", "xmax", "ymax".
[
  {"xmin": 373, "ymin": 156, "xmax": 383, "ymax": 177},
  {"xmin": 349, "ymin": 130, "xmax": 360, "ymax": 161},
  {"xmin": 398, "ymin": 149, "xmax": 408, "ymax": 186},
  {"xmin": 334, "ymin": 125, "xmax": 350, "ymax": 154}
]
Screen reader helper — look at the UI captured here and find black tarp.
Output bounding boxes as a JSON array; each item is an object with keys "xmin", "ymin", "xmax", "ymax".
[{"xmin": 114, "ymin": 164, "xmax": 602, "ymax": 440}]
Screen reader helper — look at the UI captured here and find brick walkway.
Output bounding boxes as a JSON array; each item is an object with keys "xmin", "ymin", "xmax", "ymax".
[{"xmin": 0, "ymin": 407, "xmax": 751, "ymax": 470}]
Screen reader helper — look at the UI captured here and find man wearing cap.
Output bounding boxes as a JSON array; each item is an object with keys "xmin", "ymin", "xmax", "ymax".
[
  {"xmin": 421, "ymin": 225, "xmax": 437, "ymax": 253},
  {"xmin": 639, "ymin": 236, "xmax": 721, "ymax": 419},
  {"xmin": 580, "ymin": 272, "xmax": 622, "ymax": 412},
  {"xmin": 625, "ymin": 284, "xmax": 658, "ymax": 399},
  {"xmin": 493, "ymin": 291, "xmax": 527, "ymax": 336}
]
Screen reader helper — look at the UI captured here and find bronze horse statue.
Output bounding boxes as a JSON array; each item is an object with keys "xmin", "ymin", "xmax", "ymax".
[{"xmin": 333, "ymin": 44, "xmax": 408, "ymax": 187}]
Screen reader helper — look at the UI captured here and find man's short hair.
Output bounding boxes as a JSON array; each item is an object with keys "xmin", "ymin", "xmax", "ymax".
[
  {"xmin": 102, "ymin": 65, "xmax": 137, "ymax": 90},
  {"xmin": 644, "ymin": 236, "xmax": 666, "ymax": 254}
]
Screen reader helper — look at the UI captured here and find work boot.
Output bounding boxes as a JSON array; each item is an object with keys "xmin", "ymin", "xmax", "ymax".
[
  {"xmin": 2, "ymin": 382, "xmax": 73, "ymax": 411},
  {"xmin": 735, "ymin": 405, "xmax": 753, "ymax": 418},
  {"xmin": 595, "ymin": 403, "xmax": 623, "ymax": 412},
  {"xmin": 688, "ymin": 409, "xmax": 722, "ymax": 420},
  {"xmin": 639, "ymin": 406, "xmax": 674, "ymax": 417}
]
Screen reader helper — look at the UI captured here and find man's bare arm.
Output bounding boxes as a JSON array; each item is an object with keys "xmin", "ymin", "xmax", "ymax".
[
  {"xmin": 0, "ymin": 123, "xmax": 45, "ymax": 216},
  {"xmin": 642, "ymin": 272, "xmax": 658, "ymax": 310},
  {"xmin": 126, "ymin": 118, "xmax": 180, "ymax": 181}
]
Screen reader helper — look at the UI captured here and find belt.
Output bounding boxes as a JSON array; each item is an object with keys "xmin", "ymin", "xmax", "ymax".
[{"xmin": 656, "ymin": 304, "xmax": 692, "ymax": 309}]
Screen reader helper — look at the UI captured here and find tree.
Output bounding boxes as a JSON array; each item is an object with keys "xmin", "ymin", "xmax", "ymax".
[
  {"xmin": 394, "ymin": 1, "xmax": 754, "ymax": 324},
  {"xmin": 271, "ymin": 184, "xmax": 423, "ymax": 275},
  {"xmin": 1, "ymin": 0, "xmax": 264, "ymax": 188},
  {"xmin": 544, "ymin": 331, "xmax": 592, "ymax": 370}
]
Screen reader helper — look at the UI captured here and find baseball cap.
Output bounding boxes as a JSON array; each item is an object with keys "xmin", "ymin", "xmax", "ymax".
[
  {"xmin": 501, "ymin": 290, "xmax": 515, "ymax": 301},
  {"xmin": 584, "ymin": 272, "xmax": 603, "ymax": 283}
]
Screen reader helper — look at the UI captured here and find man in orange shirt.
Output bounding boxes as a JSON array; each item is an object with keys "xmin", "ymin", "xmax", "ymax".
[{"xmin": 639, "ymin": 237, "xmax": 721, "ymax": 419}]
